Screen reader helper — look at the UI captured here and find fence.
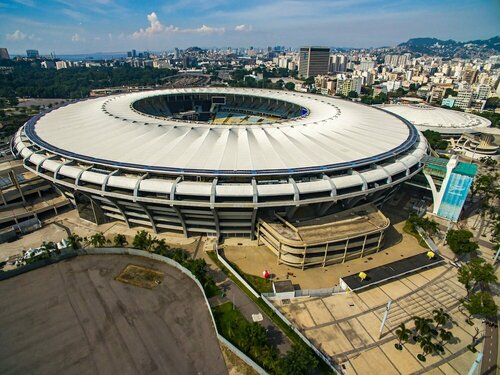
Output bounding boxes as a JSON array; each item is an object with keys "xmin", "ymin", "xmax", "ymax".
[
  {"xmin": 260, "ymin": 295, "xmax": 342, "ymax": 375},
  {"xmin": 263, "ymin": 285, "xmax": 346, "ymax": 300},
  {"xmin": 215, "ymin": 248, "xmax": 261, "ymax": 299},
  {"xmin": 1, "ymin": 247, "xmax": 268, "ymax": 375}
]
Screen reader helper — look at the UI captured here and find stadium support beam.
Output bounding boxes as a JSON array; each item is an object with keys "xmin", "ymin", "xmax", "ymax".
[
  {"xmin": 250, "ymin": 208, "xmax": 258, "ymax": 240},
  {"xmin": 75, "ymin": 165, "xmax": 94, "ymax": 186},
  {"xmin": 376, "ymin": 165, "xmax": 392, "ymax": 183},
  {"xmin": 136, "ymin": 201, "xmax": 158, "ymax": 234},
  {"xmin": 35, "ymin": 153, "xmax": 57, "ymax": 174},
  {"xmin": 251, "ymin": 178, "xmax": 258, "ymax": 204},
  {"xmin": 133, "ymin": 173, "xmax": 149, "ymax": 202},
  {"xmin": 323, "ymin": 175, "xmax": 337, "ymax": 197},
  {"xmin": 169, "ymin": 176, "xmax": 187, "ymax": 237},
  {"xmin": 54, "ymin": 159, "xmax": 74, "ymax": 180},
  {"xmin": 106, "ymin": 197, "xmax": 131, "ymax": 228},
  {"xmin": 101, "ymin": 169, "xmax": 120, "ymax": 195},
  {"xmin": 288, "ymin": 177, "xmax": 300, "ymax": 202},
  {"xmin": 210, "ymin": 178, "xmax": 218, "ymax": 208},
  {"xmin": 170, "ymin": 176, "xmax": 182, "ymax": 200},
  {"xmin": 172, "ymin": 206, "xmax": 188, "ymax": 237}
]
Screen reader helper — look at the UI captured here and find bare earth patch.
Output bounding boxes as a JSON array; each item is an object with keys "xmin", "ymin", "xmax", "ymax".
[{"xmin": 115, "ymin": 264, "xmax": 164, "ymax": 289}]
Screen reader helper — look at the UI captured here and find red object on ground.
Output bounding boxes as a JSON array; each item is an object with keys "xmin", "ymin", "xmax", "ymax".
[{"xmin": 263, "ymin": 270, "xmax": 270, "ymax": 279}]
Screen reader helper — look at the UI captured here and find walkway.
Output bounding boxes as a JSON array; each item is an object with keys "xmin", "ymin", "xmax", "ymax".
[{"xmin": 196, "ymin": 247, "xmax": 292, "ymax": 354}]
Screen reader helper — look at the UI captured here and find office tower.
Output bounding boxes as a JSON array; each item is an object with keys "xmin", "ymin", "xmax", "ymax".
[
  {"xmin": 26, "ymin": 49, "xmax": 39, "ymax": 59},
  {"xmin": 298, "ymin": 46, "xmax": 330, "ymax": 78}
]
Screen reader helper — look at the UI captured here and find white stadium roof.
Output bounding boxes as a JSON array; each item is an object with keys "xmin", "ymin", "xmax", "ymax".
[
  {"xmin": 377, "ymin": 103, "xmax": 491, "ymax": 135},
  {"xmin": 24, "ymin": 88, "xmax": 419, "ymax": 176}
]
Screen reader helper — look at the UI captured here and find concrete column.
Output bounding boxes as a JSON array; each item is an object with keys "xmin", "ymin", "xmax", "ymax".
[
  {"xmin": 342, "ymin": 238, "xmax": 350, "ymax": 263},
  {"xmin": 250, "ymin": 208, "xmax": 258, "ymax": 240},
  {"xmin": 0, "ymin": 189, "xmax": 7, "ymax": 206},
  {"xmin": 322, "ymin": 243, "xmax": 329, "ymax": 267},
  {"xmin": 9, "ymin": 171, "xmax": 25, "ymax": 203},
  {"xmin": 360, "ymin": 234, "xmax": 368, "ymax": 258},
  {"xmin": 376, "ymin": 231, "xmax": 384, "ymax": 252}
]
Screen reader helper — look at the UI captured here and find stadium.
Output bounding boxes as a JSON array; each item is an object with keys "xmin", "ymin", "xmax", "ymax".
[
  {"xmin": 376, "ymin": 103, "xmax": 492, "ymax": 136},
  {"xmin": 377, "ymin": 103, "xmax": 498, "ymax": 159},
  {"xmin": 12, "ymin": 88, "xmax": 428, "ymax": 267}
]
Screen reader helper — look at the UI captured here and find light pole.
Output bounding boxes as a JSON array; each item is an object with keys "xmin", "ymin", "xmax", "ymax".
[
  {"xmin": 379, "ymin": 299, "xmax": 392, "ymax": 339},
  {"xmin": 467, "ymin": 351, "xmax": 483, "ymax": 375}
]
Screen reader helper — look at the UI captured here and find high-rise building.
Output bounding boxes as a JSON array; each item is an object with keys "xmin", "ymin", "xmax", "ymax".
[
  {"xmin": 475, "ymin": 84, "xmax": 490, "ymax": 100},
  {"xmin": 329, "ymin": 54, "xmax": 347, "ymax": 73},
  {"xmin": 455, "ymin": 88, "xmax": 473, "ymax": 109},
  {"xmin": 0, "ymin": 48, "xmax": 10, "ymax": 60},
  {"xmin": 298, "ymin": 46, "xmax": 330, "ymax": 78},
  {"xmin": 359, "ymin": 60, "xmax": 376, "ymax": 72},
  {"xmin": 26, "ymin": 49, "xmax": 39, "ymax": 59}
]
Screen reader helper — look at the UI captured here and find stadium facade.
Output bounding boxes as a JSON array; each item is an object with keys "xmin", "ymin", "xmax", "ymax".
[{"xmin": 12, "ymin": 88, "xmax": 428, "ymax": 258}]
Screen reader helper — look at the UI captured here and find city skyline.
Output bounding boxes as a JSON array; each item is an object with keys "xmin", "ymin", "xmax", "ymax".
[{"xmin": 0, "ymin": 0, "xmax": 499, "ymax": 54}]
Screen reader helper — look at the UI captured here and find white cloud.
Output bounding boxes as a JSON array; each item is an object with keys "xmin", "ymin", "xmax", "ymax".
[
  {"xmin": 6, "ymin": 29, "xmax": 27, "ymax": 41},
  {"xmin": 132, "ymin": 12, "xmax": 224, "ymax": 39},
  {"xmin": 71, "ymin": 33, "xmax": 85, "ymax": 42},
  {"xmin": 235, "ymin": 24, "xmax": 252, "ymax": 32}
]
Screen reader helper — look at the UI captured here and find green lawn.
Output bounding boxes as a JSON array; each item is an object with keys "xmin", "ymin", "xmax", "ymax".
[{"xmin": 207, "ymin": 251, "xmax": 334, "ymax": 374}]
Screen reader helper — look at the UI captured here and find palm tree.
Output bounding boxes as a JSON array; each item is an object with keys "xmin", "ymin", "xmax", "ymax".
[
  {"xmin": 433, "ymin": 308, "xmax": 451, "ymax": 330},
  {"xmin": 435, "ymin": 328, "xmax": 453, "ymax": 353},
  {"xmin": 413, "ymin": 316, "xmax": 435, "ymax": 339},
  {"xmin": 86, "ymin": 232, "xmax": 106, "ymax": 248},
  {"xmin": 417, "ymin": 335, "xmax": 435, "ymax": 362},
  {"xmin": 394, "ymin": 323, "xmax": 411, "ymax": 351}
]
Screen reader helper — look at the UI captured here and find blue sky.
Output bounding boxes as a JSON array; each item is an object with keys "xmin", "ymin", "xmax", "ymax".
[{"xmin": 0, "ymin": 0, "xmax": 499, "ymax": 54}]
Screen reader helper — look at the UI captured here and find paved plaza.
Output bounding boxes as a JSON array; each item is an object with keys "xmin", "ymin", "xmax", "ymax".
[
  {"xmin": 277, "ymin": 265, "xmax": 483, "ymax": 375},
  {"xmin": 222, "ymin": 212, "xmax": 426, "ymax": 290}
]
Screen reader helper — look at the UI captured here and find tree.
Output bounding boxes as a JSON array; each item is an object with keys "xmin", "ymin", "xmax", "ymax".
[
  {"xmin": 432, "ymin": 308, "xmax": 451, "ymax": 330},
  {"xmin": 284, "ymin": 82, "xmax": 295, "ymax": 91},
  {"xmin": 422, "ymin": 130, "xmax": 448, "ymax": 150},
  {"xmin": 395, "ymin": 323, "xmax": 411, "ymax": 350},
  {"xmin": 457, "ymin": 265, "xmax": 474, "ymax": 299},
  {"xmin": 413, "ymin": 316, "xmax": 435, "ymax": 340},
  {"xmin": 446, "ymin": 229, "xmax": 479, "ymax": 255},
  {"xmin": 86, "ymin": 232, "xmax": 106, "ymax": 248},
  {"xmin": 132, "ymin": 230, "xmax": 156, "ymax": 251},
  {"xmin": 66, "ymin": 234, "xmax": 82, "ymax": 250},
  {"xmin": 348, "ymin": 90, "xmax": 358, "ymax": 98},
  {"xmin": 417, "ymin": 335, "xmax": 436, "ymax": 362},
  {"xmin": 463, "ymin": 291, "xmax": 497, "ymax": 323},
  {"xmin": 480, "ymin": 156, "xmax": 497, "ymax": 168},
  {"xmin": 242, "ymin": 323, "xmax": 268, "ymax": 354},
  {"xmin": 113, "ymin": 233, "xmax": 127, "ymax": 247},
  {"xmin": 279, "ymin": 344, "xmax": 318, "ymax": 375},
  {"xmin": 407, "ymin": 213, "xmax": 439, "ymax": 235},
  {"xmin": 468, "ymin": 258, "xmax": 497, "ymax": 288}
]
